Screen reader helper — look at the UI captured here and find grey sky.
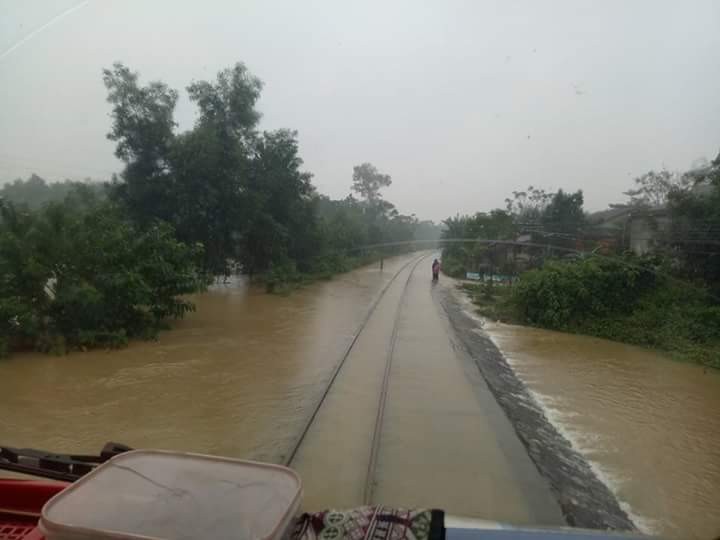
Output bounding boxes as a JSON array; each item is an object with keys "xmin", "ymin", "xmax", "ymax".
[{"xmin": 1, "ymin": 0, "xmax": 719, "ymax": 221}]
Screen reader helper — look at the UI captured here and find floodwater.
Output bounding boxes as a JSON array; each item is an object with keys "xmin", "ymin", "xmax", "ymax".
[
  {"xmin": 484, "ymin": 321, "xmax": 720, "ymax": 540},
  {"xmin": 0, "ymin": 255, "xmax": 415, "ymax": 461},
  {"xmin": 1, "ymin": 253, "xmax": 718, "ymax": 539}
]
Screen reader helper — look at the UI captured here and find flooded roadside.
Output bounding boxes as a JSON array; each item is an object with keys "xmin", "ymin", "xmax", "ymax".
[
  {"xmin": 0, "ymin": 255, "xmax": 415, "ymax": 462},
  {"xmin": 435, "ymin": 282, "xmax": 634, "ymax": 532},
  {"xmin": 484, "ymin": 321, "xmax": 720, "ymax": 540},
  {"xmin": 2, "ymin": 256, "xmax": 718, "ymax": 539},
  {"xmin": 443, "ymin": 280, "xmax": 720, "ymax": 540}
]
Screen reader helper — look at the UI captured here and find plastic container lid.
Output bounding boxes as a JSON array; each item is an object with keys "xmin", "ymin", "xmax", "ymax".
[{"xmin": 39, "ymin": 450, "xmax": 302, "ymax": 540}]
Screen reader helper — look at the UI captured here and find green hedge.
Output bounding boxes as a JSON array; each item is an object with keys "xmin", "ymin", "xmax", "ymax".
[
  {"xmin": 509, "ymin": 256, "xmax": 720, "ymax": 368},
  {"xmin": 512, "ymin": 257, "xmax": 655, "ymax": 329}
]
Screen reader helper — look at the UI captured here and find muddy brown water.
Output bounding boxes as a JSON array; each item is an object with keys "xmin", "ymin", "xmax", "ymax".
[
  {"xmin": 482, "ymin": 319, "xmax": 720, "ymax": 540},
  {"xmin": 1, "ymin": 254, "xmax": 718, "ymax": 539},
  {"xmin": 0, "ymin": 256, "xmax": 416, "ymax": 461}
]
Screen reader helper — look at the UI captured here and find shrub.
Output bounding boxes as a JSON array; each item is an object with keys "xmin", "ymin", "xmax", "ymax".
[
  {"xmin": 0, "ymin": 199, "xmax": 204, "ymax": 357},
  {"xmin": 511, "ymin": 256, "xmax": 655, "ymax": 329},
  {"xmin": 264, "ymin": 257, "xmax": 300, "ymax": 293},
  {"xmin": 509, "ymin": 254, "xmax": 719, "ymax": 368}
]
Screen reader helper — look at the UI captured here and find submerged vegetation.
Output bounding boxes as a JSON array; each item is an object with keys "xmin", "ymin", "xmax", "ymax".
[
  {"xmin": 0, "ymin": 62, "xmax": 440, "ymax": 357},
  {"xmin": 0, "ymin": 196, "xmax": 204, "ymax": 357}
]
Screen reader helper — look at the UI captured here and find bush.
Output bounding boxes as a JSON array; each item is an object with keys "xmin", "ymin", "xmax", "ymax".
[
  {"xmin": 0, "ymin": 199, "xmax": 204, "ymax": 357},
  {"xmin": 264, "ymin": 257, "xmax": 300, "ymax": 293},
  {"xmin": 512, "ymin": 256, "xmax": 655, "ymax": 329},
  {"xmin": 307, "ymin": 253, "xmax": 351, "ymax": 279},
  {"xmin": 509, "ymin": 255, "xmax": 720, "ymax": 368},
  {"xmin": 441, "ymin": 255, "xmax": 466, "ymax": 279}
]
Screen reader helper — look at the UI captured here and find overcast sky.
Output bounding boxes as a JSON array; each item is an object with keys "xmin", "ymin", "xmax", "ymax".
[{"xmin": 1, "ymin": 1, "xmax": 719, "ymax": 221}]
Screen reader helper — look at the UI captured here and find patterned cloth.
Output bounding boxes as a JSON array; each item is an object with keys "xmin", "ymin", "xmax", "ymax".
[{"xmin": 292, "ymin": 507, "xmax": 445, "ymax": 540}]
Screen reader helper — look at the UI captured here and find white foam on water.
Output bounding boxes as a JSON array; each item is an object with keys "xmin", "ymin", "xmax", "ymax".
[
  {"xmin": 453, "ymin": 286, "xmax": 660, "ymax": 534},
  {"xmin": 484, "ymin": 329, "xmax": 659, "ymax": 537},
  {"xmin": 456, "ymin": 292, "xmax": 487, "ymax": 327},
  {"xmin": 619, "ymin": 501, "xmax": 660, "ymax": 536}
]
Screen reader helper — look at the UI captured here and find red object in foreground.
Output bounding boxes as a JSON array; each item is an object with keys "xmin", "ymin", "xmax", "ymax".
[{"xmin": 0, "ymin": 480, "xmax": 68, "ymax": 540}]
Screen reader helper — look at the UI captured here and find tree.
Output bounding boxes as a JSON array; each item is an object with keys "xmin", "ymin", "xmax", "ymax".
[
  {"xmin": 0, "ymin": 199, "xmax": 48, "ymax": 355},
  {"xmin": 167, "ymin": 124, "xmax": 246, "ymax": 275},
  {"xmin": 351, "ymin": 163, "xmax": 392, "ymax": 203},
  {"xmin": 103, "ymin": 63, "xmax": 423, "ymax": 283},
  {"xmin": 440, "ymin": 211, "xmax": 518, "ymax": 276},
  {"xmin": 665, "ymin": 152, "xmax": 720, "ymax": 286},
  {"xmin": 315, "ymin": 195, "xmax": 370, "ymax": 251},
  {"xmin": 240, "ymin": 129, "xmax": 316, "ymax": 274},
  {"xmin": 505, "ymin": 186, "xmax": 583, "ymax": 245},
  {"xmin": 187, "ymin": 63, "xmax": 263, "ymax": 140},
  {"xmin": 505, "ymin": 185, "xmax": 552, "ymax": 223},
  {"xmin": 624, "ymin": 170, "xmax": 691, "ymax": 208},
  {"xmin": 103, "ymin": 63, "xmax": 178, "ymax": 165},
  {"xmin": 104, "ymin": 62, "xmax": 263, "ymax": 275},
  {"xmin": 103, "ymin": 62, "xmax": 179, "ymax": 226},
  {"xmin": 541, "ymin": 189, "xmax": 585, "ymax": 236}
]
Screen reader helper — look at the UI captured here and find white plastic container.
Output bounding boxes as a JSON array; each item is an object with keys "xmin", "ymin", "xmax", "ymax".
[{"xmin": 39, "ymin": 450, "xmax": 302, "ymax": 540}]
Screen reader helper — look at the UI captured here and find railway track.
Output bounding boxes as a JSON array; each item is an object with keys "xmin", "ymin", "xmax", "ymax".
[
  {"xmin": 283, "ymin": 253, "xmax": 430, "ymax": 504},
  {"xmin": 362, "ymin": 254, "xmax": 423, "ymax": 504}
]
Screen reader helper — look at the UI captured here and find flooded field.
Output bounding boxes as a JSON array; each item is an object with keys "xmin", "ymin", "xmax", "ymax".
[
  {"xmin": 2, "ymin": 255, "xmax": 718, "ymax": 538},
  {"xmin": 484, "ymin": 321, "xmax": 720, "ymax": 540},
  {"xmin": 0, "ymin": 256, "xmax": 414, "ymax": 461}
]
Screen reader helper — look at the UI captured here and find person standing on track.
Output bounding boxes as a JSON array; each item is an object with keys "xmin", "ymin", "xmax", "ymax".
[{"xmin": 432, "ymin": 258, "xmax": 440, "ymax": 281}]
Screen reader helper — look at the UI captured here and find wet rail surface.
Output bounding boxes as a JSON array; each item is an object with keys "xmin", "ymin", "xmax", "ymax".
[
  {"xmin": 281, "ymin": 254, "xmax": 427, "ymax": 467},
  {"xmin": 287, "ymin": 256, "xmax": 563, "ymax": 525}
]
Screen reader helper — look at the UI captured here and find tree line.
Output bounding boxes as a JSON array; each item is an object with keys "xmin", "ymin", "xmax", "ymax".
[
  {"xmin": 445, "ymin": 154, "xmax": 720, "ymax": 368},
  {"xmin": 442, "ymin": 153, "xmax": 720, "ymax": 287},
  {"xmin": 441, "ymin": 187, "xmax": 586, "ymax": 277},
  {"xmin": 0, "ymin": 62, "xmax": 440, "ymax": 357},
  {"xmin": 102, "ymin": 63, "xmax": 439, "ymax": 277}
]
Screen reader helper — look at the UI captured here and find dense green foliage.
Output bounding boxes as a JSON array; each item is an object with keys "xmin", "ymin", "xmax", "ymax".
[
  {"xmin": 0, "ymin": 195, "xmax": 204, "ymax": 356},
  {"xmin": 512, "ymin": 257, "xmax": 655, "ymax": 328},
  {"xmin": 508, "ymin": 257, "xmax": 720, "ymax": 368},
  {"xmin": 540, "ymin": 189, "xmax": 584, "ymax": 245},
  {"xmin": 103, "ymin": 63, "xmax": 428, "ymax": 280}
]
